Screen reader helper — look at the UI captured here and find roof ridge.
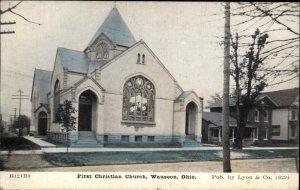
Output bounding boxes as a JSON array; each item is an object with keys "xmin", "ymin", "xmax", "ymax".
[
  {"xmin": 57, "ymin": 47, "xmax": 84, "ymax": 54},
  {"xmin": 262, "ymin": 87, "xmax": 299, "ymax": 94},
  {"xmin": 35, "ymin": 68, "xmax": 52, "ymax": 73},
  {"xmin": 86, "ymin": 7, "xmax": 136, "ymax": 48}
]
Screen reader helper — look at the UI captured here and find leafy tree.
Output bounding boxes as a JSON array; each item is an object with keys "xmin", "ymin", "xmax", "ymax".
[
  {"xmin": 12, "ymin": 115, "xmax": 30, "ymax": 136},
  {"xmin": 230, "ymin": 29, "xmax": 269, "ymax": 149},
  {"xmin": 55, "ymin": 100, "xmax": 77, "ymax": 153}
]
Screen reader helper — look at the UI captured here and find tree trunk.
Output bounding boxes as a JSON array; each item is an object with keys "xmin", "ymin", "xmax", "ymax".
[{"xmin": 222, "ymin": 1, "xmax": 231, "ymax": 173}]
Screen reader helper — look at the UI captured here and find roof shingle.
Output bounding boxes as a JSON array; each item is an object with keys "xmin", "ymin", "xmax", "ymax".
[
  {"xmin": 34, "ymin": 69, "xmax": 52, "ymax": 104},
  {"xmin": 87, "ymin": 8, "xmax": 136, "ymax": 48}
]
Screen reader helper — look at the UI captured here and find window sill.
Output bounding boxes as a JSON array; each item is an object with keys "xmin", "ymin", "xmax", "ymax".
[{"xmin": 121, "ymin": 120, "xmax": 156, "ymax": 126}]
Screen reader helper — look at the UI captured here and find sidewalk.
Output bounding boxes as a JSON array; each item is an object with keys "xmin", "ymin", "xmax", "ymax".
[
  {"xmin": 0, "ymin": 136, "xmax": 298, "ymax": 155},
  {"xmin": 23, "ymin": 136, "xmax": 56, "ymax": 148}
]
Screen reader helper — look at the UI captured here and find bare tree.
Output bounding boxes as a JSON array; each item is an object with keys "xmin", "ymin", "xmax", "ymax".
[
  {"xmin": 230, "ymin": 29, "xmax": 269, "ymax": 149},
  {"xmin": 0, "ymin": 1, "xmax": 41, "ymax": 25},
  {"xmin": 230, "ymin": 2, "xmax": 299, "ymax": 85}
]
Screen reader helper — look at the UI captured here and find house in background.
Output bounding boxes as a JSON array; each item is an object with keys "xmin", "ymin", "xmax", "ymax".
[
  {"xmin": 204, "ymin": 88, "xmax": 299, "ymax": 144},
  {"xmin": 202, "ymin": 112, "xmax": 237, "ymax": 144},
  {"xmin": 30, "ymin": 8, "xmax": 203, "ymax": 147},
  {"xmin": 202, "ymin": 112, "xmax": 256, "ymax": 144},
  {"xmin": 262, "ymin": 88, "xmax": 299, "ymax": 141}
]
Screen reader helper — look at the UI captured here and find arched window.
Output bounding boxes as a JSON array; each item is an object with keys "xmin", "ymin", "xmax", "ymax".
[
  {"xmin": 142, "ymin": 54, "xmax": 145, "ymax": 64},
  {"xmin": 137, "ymin": 53, "xmax": 140, "ymax": 63},
  {"xmin": 96, "ymin": 42, "xmax": 109, "ymax": 59},
  {"xmin": 53, "ymin": 79, "xmax": 60, "ymax": 122},
  {"xmin": 122, "ymin": 75, "xmax": 155, "ymax": 122}
]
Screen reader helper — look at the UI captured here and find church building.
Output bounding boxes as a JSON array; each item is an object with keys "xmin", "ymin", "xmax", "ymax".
[{"xmin": 31, "ymin": 7, "xmax": 203, "ymax": 147}]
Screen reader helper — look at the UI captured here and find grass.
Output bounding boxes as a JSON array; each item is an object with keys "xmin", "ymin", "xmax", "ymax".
[
  {"xmin": 44, "ymin": 149, "xmax": 298, "ymax": 167},
  {"xmin": 41, "ymin": 138, "xmax": 66, "ymax": 147},
  {"xmin": 0, "ymin": 136, "xmax": 41, "ymax": 150},
  {"xmin": 253, "ymin": 140, "xmax": 298, "ymax": 147}
]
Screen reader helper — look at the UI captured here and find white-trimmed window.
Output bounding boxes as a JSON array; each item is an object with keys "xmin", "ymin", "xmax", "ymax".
[
  {"xmin": 252, "ymin": 128, "xmax": 258, "ymax": 140},
  {"xmin": 254, "ymin": 109, "xmax": 259, "ymax": 122},
  {"xmin": 262, "ymin": 127, "xmax": 268, "ymax": 140},
  {"xmin": 272, "ymin": 125, "xmax": 280, "ymax": 136},
  {"xmin": 262, "ymin": 110, "xmax": 268, "ymax": 122},
  {"xmin": 291, "ymin": 110, "xmax": 296, "ymax": 121},
  {"xmin": 290, "ymin": 125, "xmax": 296, "ymax": 137}
]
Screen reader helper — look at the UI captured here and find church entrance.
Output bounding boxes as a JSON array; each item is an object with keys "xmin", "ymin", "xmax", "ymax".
[
  {"xmin": 38, "ymin": 111, "xmax": 48, "ymax": 136},
  {"xmin": 78, "ymin": 90, "xmax": 97, "ymax": 131},
  {"xmin": 185, "ymin": 101, "xmax": 197, "ymax": 136}
]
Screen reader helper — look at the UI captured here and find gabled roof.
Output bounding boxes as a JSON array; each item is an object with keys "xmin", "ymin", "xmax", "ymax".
[
  {"xmin": 202, "ymin": 112, "xmax": 237, "ymax": 127},
  {"xmin": 34, "ymin": 104, "xmax": 50, "ymax": 113},
  {"xmin": 260, "ymin": 88, "xmax": 299, "ymax": 107},
  {"xmin": 57, "ymin": 47, "xmax": 108, "ymax": 74},
  {"xmin": 208, "ymin": 97, "xmax": 236, "ymax": 108},
  {"xmin": 87, "ymin": 8, "xmax": 136, "ymax": 48},
  {"xmin": 207, "ymin": 87, "xmax": 299, "ymax": 109},
  {"xmin": 32, "ymin": 69, "xmax": 52, "ymax": 104},
  {"xmin": 202, "ymin": 112, "xmax": 255, "ymax": 128},
  {"xmin": 176, "ymin": 91, "xmax": 193, "ymax": 101}
]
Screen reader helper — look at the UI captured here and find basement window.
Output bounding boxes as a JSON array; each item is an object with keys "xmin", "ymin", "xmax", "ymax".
[
  {"xmin": 121, "ymin": 136, "xmax": 129, "ymax": 142},
  {"xmin": 135, "ymin": 136, "xmax": 143, "ymax": 142},
  {"xmin": 147, "ymin": 136, "xmax": 155, "ymax": 142}
]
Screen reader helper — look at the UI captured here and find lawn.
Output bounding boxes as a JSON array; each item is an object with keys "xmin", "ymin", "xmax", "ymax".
[
  {"xmin": 0, "ymin": 136, "xmax": 41, "ymax": 150},
  {"xmin": 44, "ymin": 149, "xmax": 298, "ymax": 167}
]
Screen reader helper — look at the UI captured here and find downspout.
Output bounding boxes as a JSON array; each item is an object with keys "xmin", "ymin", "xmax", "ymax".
[{"xmin": 287, "ymin": 105, "xmax": 290, "ymax": 141}]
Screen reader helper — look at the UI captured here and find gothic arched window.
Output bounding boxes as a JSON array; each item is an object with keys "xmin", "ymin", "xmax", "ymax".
[
  {"xmin": 53, "ymin": 79, "xmax": 60, "ymax": 122},
  {"xmin": 142, "ymin": 54, "xmax": 145, "ymax": 64},
  {"xmin": 137, "ymin": 53, "xmax": 140, "ymax": 63},
  {"xmin": 96, "ymin": 42, "xmax": 109, "ymax": 59},
  {"xmin": 122, "ymin": 76, "xmax": 155, "ymax": 122}
]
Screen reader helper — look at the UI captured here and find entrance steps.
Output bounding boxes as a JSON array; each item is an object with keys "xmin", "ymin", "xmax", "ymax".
[
  {"xmin": 72, "ymin": 131, "xmax": 103, "ymax": 147},
  {"xmin": 182, "ymin": 137, "xmax": 201, "ymax": 147}
]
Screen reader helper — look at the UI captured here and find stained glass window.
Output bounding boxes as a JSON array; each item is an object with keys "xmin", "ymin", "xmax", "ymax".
[
  {"xmin": 122, "ymin": 76, "xmax": 155, "ymax": 122},
  {"xmin": 53, "ymin": 80, "xmax": 60, "ymax": 122}
]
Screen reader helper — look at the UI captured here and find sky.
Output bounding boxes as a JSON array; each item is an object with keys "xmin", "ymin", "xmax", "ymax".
[{"xmin": 0, "ymin": 1, "xmax": 298, "ymax": 123}]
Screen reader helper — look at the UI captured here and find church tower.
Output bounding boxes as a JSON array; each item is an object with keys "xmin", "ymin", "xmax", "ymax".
[{"xmin": 84, "ymin": 8, "xmax": 136, "ymax": 61}]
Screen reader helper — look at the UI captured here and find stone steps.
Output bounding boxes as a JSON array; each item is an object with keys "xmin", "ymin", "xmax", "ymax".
[
  {"xmin": 72, "ymin": 131, "xmax": 103, "ymax": 147},
  {"xmin": 182, "ymin": 137, "xmax": 201, "ymax": 147}
]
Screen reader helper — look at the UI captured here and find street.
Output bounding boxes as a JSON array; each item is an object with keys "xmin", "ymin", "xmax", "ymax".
[{"xmin": 33, "ymin": 158, "xmax": 298, "ymax": 173}]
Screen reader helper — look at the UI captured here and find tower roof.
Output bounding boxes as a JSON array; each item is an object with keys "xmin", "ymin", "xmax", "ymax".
[{"xmin": 87, "ymin": 8, "xmax": 136, "ymax": 48}]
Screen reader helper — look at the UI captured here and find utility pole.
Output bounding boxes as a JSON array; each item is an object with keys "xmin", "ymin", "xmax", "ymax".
[
  {"xmin": 0, "ymin": 21, "xmax": 16, "ymax": 34},
  {"xmin": 12, "ymin": 108, "xmax": 17, "ymax": 122},
  {"xmin": 11, "ymin": 89, "xmax": 29, "ymax": 117},
  {"xmin": 222, "ymin": 2, "xmax": 231, "ymax": 173}
]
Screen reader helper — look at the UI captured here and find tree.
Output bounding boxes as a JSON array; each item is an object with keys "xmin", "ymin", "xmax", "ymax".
[
  {"xmin": 0, "ymin": 1, "xmax": 41, "ymax": 25},
  {"xmin": 207, "ymin": 93, "xmax": 223, "ymax": 107},
  {"xmin": 230, "ymin": 29, "xmax": 269, "ymax": 149},
  {"xmin": 12, "ymin": 115, "xmax": 30, "ymax": 136},
  {"xmin": 55, "ymin": 100, "xmax": 77, "ymax": 153},
  {"xmin": 231, "ymin": 3, "xmax": 299, "ymax": 85}
]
